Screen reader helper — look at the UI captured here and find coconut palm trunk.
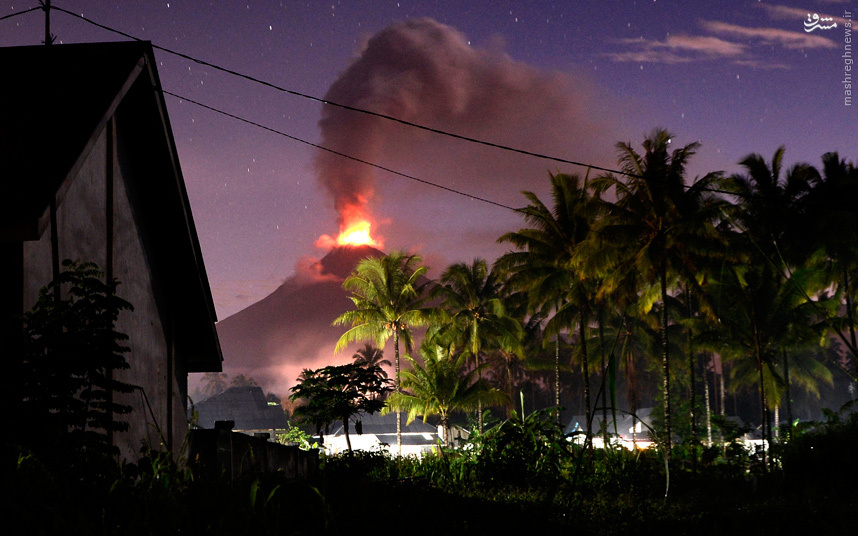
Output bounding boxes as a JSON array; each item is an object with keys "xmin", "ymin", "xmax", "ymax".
[
  {"xmin": 704, "ymin": 363, "xmax": 712, "ymax": 446},
  {"xmin": 580, "ymin": 313, "xmax": 592, "ymax": 446},
  {"xmin": 476, "ymin": 353, "xmax": 484, "ymax": 433},
  {"xmin": 555, "ymin": 336, "xmax": 561, "ymax": 421},
  {"xmin": 783, "ymin": 348, "xmax": 793, "ymax": 437},
  {"xmin": 719, "ymin": 367, "xmax": 726, "ymax": 416},
  {"xmin": 394, "ymin": 329, "xmax": 402, "ymax": 454},
  {"xmin": 660, "ymin": 261, "xmax": 672, "ymax": 455},
  {"xmin": 753, "ymin": 319, "xmax": 768, "ymax": 470},
  {"xmin": 687, "ymin": 288, "xmax": 697, "ymax": 449},
  {"xmin": 343, "ymin": 418, "xmax": 353, "ymax": 453},
  {"xmin": 599, "ymin": 315, "xmax": 609, "ymax": 441}
]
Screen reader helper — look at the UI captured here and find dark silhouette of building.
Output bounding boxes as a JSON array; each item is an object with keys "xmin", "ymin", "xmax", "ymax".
[{"xmin": 0, "ymin": 41, "xmax": 222, "ymax": 460}]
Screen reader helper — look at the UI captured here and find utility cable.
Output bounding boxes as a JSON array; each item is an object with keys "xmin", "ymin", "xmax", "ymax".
[
  {"xmin": 50, "ymin": 4, "xmax": 638, "ymax": 179},
  {"xmin": 11, "ymin": 4, "xmax": 855, "ymax": 208},
  {"xmin": 160, "ymin": 89, "xmax": 522, "ymax": 213},
  {"xmin": 0, "ymin": 5, "xmax": 42, "ymax": 22}
]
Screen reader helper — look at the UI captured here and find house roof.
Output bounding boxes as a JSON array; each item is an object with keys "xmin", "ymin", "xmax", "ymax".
[
  {"xmin": 0, "ymin": 41, "xmax": 221, "ymax": 371},
  {"xmin": 565, "ymin": 407, "xmax": 654, "ymax": 438},
  {"xmin": 328, "ymin": 411, "xmax": 438, "ymax": 436},
  {"xmin": 191, "ymin": 386, "xmax": 288, "ymax": 431}
]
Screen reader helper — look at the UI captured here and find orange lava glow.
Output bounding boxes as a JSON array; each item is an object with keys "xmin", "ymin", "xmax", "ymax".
[
  {"xmin": 337, "ymin": 220, "xmax": 376, "ymax": 246},
  {"xmin": 315, "ymin": 218, "xmax": 383, "ymax": 249}
]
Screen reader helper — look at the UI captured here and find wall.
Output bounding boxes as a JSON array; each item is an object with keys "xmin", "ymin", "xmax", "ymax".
[{"xmin": 22, "ymin": 118, "xmax": 183, "ymax": 462}]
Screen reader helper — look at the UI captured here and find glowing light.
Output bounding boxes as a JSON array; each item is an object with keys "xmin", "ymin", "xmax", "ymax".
[
  {"xmin": 337, "ymin": 220, "xmax": 375, "ymax": 246},
  {"xmin": 315, "ymin": 217, "xmax": 383, "ymax": 249}
]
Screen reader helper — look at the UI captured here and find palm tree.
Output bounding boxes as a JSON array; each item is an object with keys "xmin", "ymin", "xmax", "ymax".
[
  {"xmin": 333, "ymin": 251, "xmax": 431, "ymax": 452},
  {"xmin": 707, "ymin": 264, "xmax": 833, "ymax": 451},
  {"xmin": 589, "ymin": 128, "xmax": 724, "ymax": 455},
  {"xmin": 384, "ymin": 339, "xmax": 507, "ymax": 446},
  {"xmin": 799, "ymin": 152, "xmax": 858, "ymax": 379},
  {"xmin": 201, "ymin": 372, "xmax": 228, "ymax": 397},
  {"xmin": 718, "ymin": 147, "xmax": 819, "ymax": 454},
  {"xmin": 432, "ymin": 259, "xmax": 524, "ymax": 430},
  {"xmin": 353, "ymin": 343, "xmax": 392, "ymax": 378},
  {"xmin": 230, "ymin": 373, "xmax": 258, "ymax": 387},
  {"xmin": 496, "ymin": 171, "xmax": 598, "ymax": 439}
]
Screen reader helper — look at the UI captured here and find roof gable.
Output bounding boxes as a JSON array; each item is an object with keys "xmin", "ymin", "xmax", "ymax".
[
  {"xmin": 0, "ymin": 41, "xmax": 148, "ymax": 236},
  {"xmin": 0, "ymin": 41, "xmax": 222, "ymax": 372}
]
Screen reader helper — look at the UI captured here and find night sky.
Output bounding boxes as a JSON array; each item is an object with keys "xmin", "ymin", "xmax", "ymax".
[{"xmin": 2, "ymin": 1, "xmax": 855, "ymax": 320}]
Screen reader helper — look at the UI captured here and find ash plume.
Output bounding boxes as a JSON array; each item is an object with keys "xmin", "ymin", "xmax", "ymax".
[{"xmin": 315, "ymin": 17, "xmax": 618, "ymax": 233}]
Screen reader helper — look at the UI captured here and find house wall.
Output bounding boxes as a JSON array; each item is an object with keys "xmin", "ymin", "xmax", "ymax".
[
  {"xmin": 325, "ymin": 433, "xmax": 438, "ymax": 457},
  {"xmin": 22, "ymin": 119, "xmax": 186, "ymax": 461}
]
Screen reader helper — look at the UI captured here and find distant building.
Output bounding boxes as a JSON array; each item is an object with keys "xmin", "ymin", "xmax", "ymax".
[
  {"xmin": 0, "ymin": 41, "xmax": 222, "ymax": 461},
  {"xmin": 191, "ymin": 386, "xmax": 288, "ymax": 438},
  {"xmin": 565, "ymin": 408, "xmax": 655, "ymax": 449},
  {"xmin": 325, "ymin": 412, "xmax": 441, "ymax": 456}
]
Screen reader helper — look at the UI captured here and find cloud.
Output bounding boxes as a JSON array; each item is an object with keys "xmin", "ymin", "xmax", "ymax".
[
  {"xmin": 700, "ymin": 20, "xmax": 838, "ymax": 50},
  {"xmin": 605, "ymin": 34, "xmax": 746, "ymax": 63},
  {"xmin": 732, "ymin": 59, "xmax": 791, "ymax": 70},
  {"xmin": 605, "ymin": 15, "xmax": 838, "ymax": 69},
  {"xmin": 758, "ymin": 3, "xmax": 851, "ymax": 26}
]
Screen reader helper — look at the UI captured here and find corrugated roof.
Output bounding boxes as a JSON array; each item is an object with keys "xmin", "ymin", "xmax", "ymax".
[
  {"xmin": 328, "ymin": 410, "xmax": 438, "ymax": 436},
  {"xmin": 191, "ymin": 386, "xmax": 288, "ymax": 431},
  {"xmin": 565, "ymin": 407, "xmax": 654, "ymax": 437}
]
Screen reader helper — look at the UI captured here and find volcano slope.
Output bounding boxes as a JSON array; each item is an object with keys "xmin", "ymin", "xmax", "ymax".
[{"xmin": 215, "ymin": 245, "xmax": 385, "ymax": 395}]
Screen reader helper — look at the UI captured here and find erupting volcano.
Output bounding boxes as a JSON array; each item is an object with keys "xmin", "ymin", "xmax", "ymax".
[
  {"xmin": 213, "ymin": 17, "xmax": 613, "ymax": 397},
  {"xmin": 215, "ymin": 243, "xmax": 386, "ymax": 396},
  {"xmin": 315, "ymin": 211, "xmax": 384, "ymax": 250}
]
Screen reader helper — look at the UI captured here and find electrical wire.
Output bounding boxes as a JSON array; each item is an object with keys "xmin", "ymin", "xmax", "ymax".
[
  {"xmin": 49, "ymin": 4, "xmax": 638, "ymax": 179},
  {"xmin": 160, "ymin": 89, "xmax": 523, "ymax": 213},
  {"xmin": 0, "ymin": 5, "xmax": 42, "ymax": 22},
  {"xmin": 7, "ymin": 4, "xmax": 855, "ymax": 210}
]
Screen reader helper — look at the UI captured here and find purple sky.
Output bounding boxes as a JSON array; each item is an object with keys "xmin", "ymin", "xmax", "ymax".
[{"xmin": 2, "ymin": 1, "xmax": 856, "ymax": 320}]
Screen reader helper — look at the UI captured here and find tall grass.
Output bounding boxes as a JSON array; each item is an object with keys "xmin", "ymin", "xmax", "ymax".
[{"xmin": 4, "ymin": 408, "xmax": 857, "ymax": 534}]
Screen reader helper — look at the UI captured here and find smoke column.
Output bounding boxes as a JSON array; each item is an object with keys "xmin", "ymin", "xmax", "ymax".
[{"xmin": 315, "ymin": 18, "xmax": 613, "ymax": 239}]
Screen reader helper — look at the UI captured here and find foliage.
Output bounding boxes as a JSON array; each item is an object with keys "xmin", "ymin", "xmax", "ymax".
[
  {"xmin": 198, "ymin": 372, "xmax": 229, "ymax": 398},
  {"xmin": 230, "ymin": 373, "xmax": 259, "ymax": 387},
  {"xmin": 4, "ymin": 408, "xmax": 857, "ymax": 535},
  {"xmin": 15, "ymin": 260, "xmax": 135, "ymax": 464},
  {"xmin": 332, "ymin": 251, "xmax": 430, "ymax": 369},
  {"xmin": 384, "ymin": 339, "xmax": 507, "ymax": 444},
  {"xmin": 289, "ymin": 362, "xmax": 392, "ymax": 450},
  {"xmin": 351, "ymin": 343, "xmax": 391, "ymax": 377},
  {"xmin": 276, "ymin": 424, "xmax": 317, "ymax": 450},
  {"xmin": 778, "ymin": 408, "xmax": 858, "ymax": 493},
  {"xmin": 469, "ymin": 406, "xmax": 573, "ymax": 488}
]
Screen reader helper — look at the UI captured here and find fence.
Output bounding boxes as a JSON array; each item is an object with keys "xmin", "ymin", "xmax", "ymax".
[{"xmin": 188, "ymin": 427, "xmax": 319, "ymax": 481}]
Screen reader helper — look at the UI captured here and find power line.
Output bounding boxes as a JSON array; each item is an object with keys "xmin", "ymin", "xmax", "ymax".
[
  {"xmin": 42, "ymin": 4, "xmax": 802, "ymax": 203},
  {"xmin": 0, "ymin": 5, "xmax": 41, "ymax": 22},
  {"xmin": 49, "ymin": 4, "xmax": 637, "ymax": 180},
  {"xmin": 10, "ymin": 4, "xmax": 854, "ymax": 210},
  {"xmin": 160, "ymin": 89, "xmax": 522, "ymax": 213},
  {"xmin": 56, "ymin": 4, "xmax": 837, "ymax": 206}
]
